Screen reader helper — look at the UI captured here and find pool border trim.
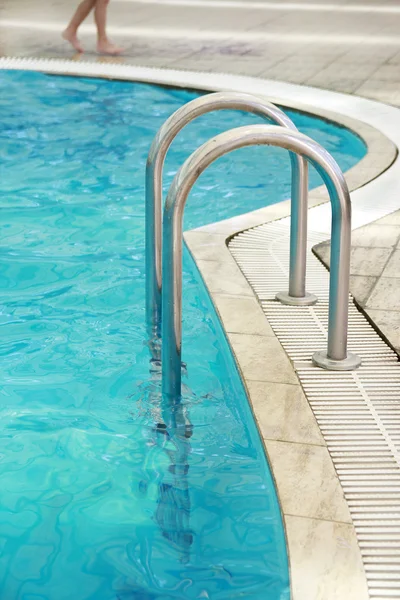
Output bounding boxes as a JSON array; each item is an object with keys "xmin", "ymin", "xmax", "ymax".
[
  {"xmin": 184, "ymin": 229, "xmax": 370, "ymax": 600},
  {"xmin": 1, "ymin": 56, "xmax": 398, "ymax": 600}
]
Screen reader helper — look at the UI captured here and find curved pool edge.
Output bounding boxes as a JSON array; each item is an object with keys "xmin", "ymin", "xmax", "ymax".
[
  {"xmin": 184, "ymin": 227, "xmax": 369, "ymax": 600},
  {"xmin": 190, "ymin": 101, "xmax": 396, "ymax": 237},
  {"xmin": 2, "ymin": 56, "xmax": 399, "ymax": 600}
]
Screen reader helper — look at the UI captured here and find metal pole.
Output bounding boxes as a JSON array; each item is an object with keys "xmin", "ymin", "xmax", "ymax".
[
  {"xmin": 162, "ymin": 125, "xmax": 361, "ymax": 398},
  {"xmin": 146, "ymin": 92, "xmax": 315, "ymax": 340},
  {"xmin": 276, "ymin": 154, "xmax": 312, "ymax": 305}
]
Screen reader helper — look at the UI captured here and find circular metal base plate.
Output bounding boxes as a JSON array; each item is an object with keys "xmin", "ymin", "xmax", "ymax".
[
  {"xmin": 276, "ymin": 291, "xmax": 318, "ymax": 306},
  {"xmin": 312, "ymin": 350, "xmax": 362, "ymax": 371}
]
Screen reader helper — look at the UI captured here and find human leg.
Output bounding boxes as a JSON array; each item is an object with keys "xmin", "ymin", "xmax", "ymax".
[
  {"xmin": 63, "ymin": 0, "xmax": 96, "ymax": 52},
  {"xmin": 95, "ymin": 0, "xmax": 124, "ymax": 55}
]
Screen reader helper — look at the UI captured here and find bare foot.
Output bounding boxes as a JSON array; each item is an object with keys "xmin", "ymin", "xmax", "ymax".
[
  {"xmin": 62, "ymin": 29, "xmax": 84, "ymax": 53},
  {"xmin": 97, "ymin": 40, "xmax": 124, "ymax": 56}
]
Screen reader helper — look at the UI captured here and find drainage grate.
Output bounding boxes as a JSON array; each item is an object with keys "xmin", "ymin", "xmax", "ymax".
[{"xmin": 229, "ymin": 218, "xmax": 400, "ymax": 599}]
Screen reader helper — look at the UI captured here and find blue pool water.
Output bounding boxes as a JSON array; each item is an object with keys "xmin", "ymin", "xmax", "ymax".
[{"xmin": 0, "ymin": 70, "xmax": 366, "ymax": 600}]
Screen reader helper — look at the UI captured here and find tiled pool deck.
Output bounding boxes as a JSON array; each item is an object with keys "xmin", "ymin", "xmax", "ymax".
[
  {"xmin": 315, "ymin": 212, "xmax": 400, "ymax": 356},
  {"xmin": 3, "ymin": 0, "xmax": 400, "ymax": 106},
  {"xmin": 1, "ymin": 2, "xmax": 400, "ymax": 599}
]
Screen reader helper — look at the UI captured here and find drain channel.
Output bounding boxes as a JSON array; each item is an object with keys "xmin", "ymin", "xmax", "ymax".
[{"xmin": 230, "ymin": 220, "xmax": 400, "ymax": 599}]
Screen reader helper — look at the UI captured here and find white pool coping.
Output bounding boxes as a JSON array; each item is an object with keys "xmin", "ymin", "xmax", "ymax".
[{"xmin": 1, "ymin": 56, "xmax": 399, "ymax": 600}]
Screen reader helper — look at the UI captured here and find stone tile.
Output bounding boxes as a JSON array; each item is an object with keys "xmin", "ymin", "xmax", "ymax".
[
  {"xmin": 305, "ymin": 76, "xmax": 366, "ymax": 95},
  {"xmin": 308, "ymin": 188, "xmax": 329, "ymax": 202},
  {"xmin": 228, "ymin": 333, "xmax": 298, "ymax": 384},
  {"xmin": 313, "ymin": 242, "xmax": 330, "ymax": 268},
  {"xmin": 286, "ymin": 516, "xmax": 369, "ymax": 600},
  {"xmin": 220, "ymin": 60, "xmax": 278, "ymax": 77},
  {"xmin": 365, "ymin": 308, "xmax": 400, "ymax": 354},
  {"xmin": 368, "ymin": 64, "xmax": 400, "ymax": 83},
  {"xmin": 213, "ymin": 295, "xmax": 274, "ymax": 336},
  {"xmin": 260, "ymin": 63, "xmax": 325, "ymax": 84},
  {"xmin": 196, "ymin": 260, "xmax": 253, "ymax": 297},
  {"xmin": 343, "ymin": 169, "xmax": 371, "ymax": 192},
  {"xmin": 334, "ymin": 52, "xmax": 389, "ymax": 67},
  {"xmin": 265, "ymin": 440, "xmax": 351, "ymax": 523},
  {"xmin": 184, "ymin": 232, "xmax": 228, "ymax": 262},
  {"xmin": 377, "ymin": 210, "xmax": 400, "ymax": 226},
  {"xmin": 354, "ymin": 80, "xmax": 400, "ymax": 105},
  {"xmin": 271, "ymin": 56, "xmax": 333, "ymax": 71},
  {"xmin": 312, "ymin": 62, "xmax": 380, "ymax": 79},
  {"xmin": 349, "ymin": 275, "xmax": 377, "ymax": 306},
  {"xmin": 168, "ymin": 57, "xmax": 269, "ymax": 77},
  {"xmin": 350, "ymin": 224, "xmax": 400, "ymax": 248},
  {"xmin": 247, "ymin": 380, "xmax": 325, "ymax": 446},
  {"xmin": 315, "ymin": 244, "xmax": 393, "ymax": 278},
  {"xmin": 367, "ymin": 277, "xmax": 400, "ymax": 311},
  {"xmin": 344, "ymin": 164, "xmax": 390, "ymax": 190},
  {"xmin": 364, "ymin": 150, "xmax": 397, "ymax": 170},
  {"xmin": 194, "ymin": 213, "xmax": 267, "ymax": 235},
  {"xmin": 194, "ymin": 200, "xmax": 292, "ymax": 235},
  {"xmin": 388, "ymin": 49, "xmax": 400, "ymax": 65},
  {"xmin": 364, "ymin": 137, "xmax": 397, "ymax": 160},
  {"xmin": 382, "ymin": 249, "xmax": 400, "ymax": 277},
  {"xmin": 350, "ymin": 247, "xmax": 392, "ymax": 277},
  {"xmin": 287, "ymin": 45, "xmax": 348, "ymax": 61}
]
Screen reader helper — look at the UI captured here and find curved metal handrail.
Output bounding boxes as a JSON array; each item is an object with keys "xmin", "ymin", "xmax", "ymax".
[
  {"xmin": 146, "ymin": 91, "xmax": 315, "ymax": 340},
  {"xmin": 162, "ymin": 124, "xmax": 361, "ymax": 398}
]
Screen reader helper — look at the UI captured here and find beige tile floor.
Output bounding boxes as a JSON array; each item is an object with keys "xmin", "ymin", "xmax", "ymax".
[
  {"xmin": 315, "ymin": 210, "xmax": 400, "ymax": 355},
  {"xmin": 2, "ymin": 0, "xmax": 400, "ymax": 106},
  {"xmin": 185, "ymin": 228, "xmax": 370, "ymax": 600}
]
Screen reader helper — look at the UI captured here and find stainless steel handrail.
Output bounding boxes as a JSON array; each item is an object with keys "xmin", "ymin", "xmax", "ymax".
[
  {"xmin": 162, "ymin": 125, "xmax": 361, "ymax": 398},
  {"xmin": 146, "ymin": 91, "xmax": 315, "ymax": 340}
]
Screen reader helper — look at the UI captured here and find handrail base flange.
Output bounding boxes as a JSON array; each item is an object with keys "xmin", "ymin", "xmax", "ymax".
[
  {"xmin": 312, "ymin": 350, "xmax": 362, "ymax": 371},
  {"xmin": 276, "ymin": 291, "xmax": 318, "ymax": 306}
]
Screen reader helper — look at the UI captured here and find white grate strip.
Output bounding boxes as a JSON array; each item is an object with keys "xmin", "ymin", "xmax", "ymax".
[
  {"xmin": 229, "ymin": 218, "xmax": 400, "ymax": 599},
  {"xmin": 231, "ymin": 222, "xmax": 330, "ymax": 301}
]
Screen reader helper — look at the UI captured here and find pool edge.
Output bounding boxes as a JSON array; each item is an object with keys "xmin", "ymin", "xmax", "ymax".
[
  {"xmin": 184, "ymin": 226, "xmax": 369, "ymax": 600},
  {"xmin": 182, "ymin": 98, "xmax": 393, "ymax": 600}
]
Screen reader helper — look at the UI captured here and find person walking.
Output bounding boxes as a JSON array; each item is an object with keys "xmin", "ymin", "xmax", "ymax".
[{"xmin": 63, "ymin": 0, "xmax": 123, "ymax": 55}]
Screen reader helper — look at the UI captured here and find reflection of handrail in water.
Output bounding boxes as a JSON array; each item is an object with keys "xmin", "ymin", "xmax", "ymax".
[
  {"xmin": 139, "ymin": 355, "xmax": 194, "ymax": 565},
  {"xmin": 155, "ymin": 395, "xmax": 193, "ymax": 563}
]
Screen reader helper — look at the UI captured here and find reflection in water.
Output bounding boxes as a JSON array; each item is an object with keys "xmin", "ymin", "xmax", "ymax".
[
  {"xmin": 139, "ymin": 337, "xmax": 194, "ymax": 568},
  {"xmin": 154, "ymin": 407, "xmax": 193, "ymax": 563}
]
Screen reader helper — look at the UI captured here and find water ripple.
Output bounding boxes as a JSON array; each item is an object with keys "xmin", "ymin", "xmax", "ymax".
[{"xmin": 0, "ymin": 69, "xmax": 366, "ymax": 600}]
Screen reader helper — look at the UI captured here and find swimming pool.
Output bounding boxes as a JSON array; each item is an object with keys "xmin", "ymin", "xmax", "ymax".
[{"xmin": 0, "ymin": 70, "xmax": 366, "ymax": 599}]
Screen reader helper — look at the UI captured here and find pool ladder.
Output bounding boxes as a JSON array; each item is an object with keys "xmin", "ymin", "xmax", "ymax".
[{"xmin": 145, "ymin": 92, "xmax": 361, "ymax": 398}]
